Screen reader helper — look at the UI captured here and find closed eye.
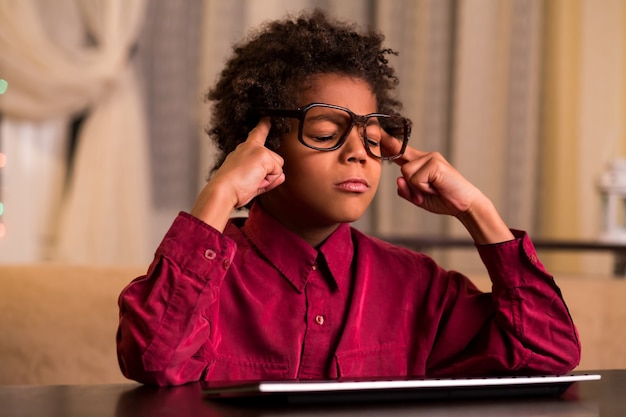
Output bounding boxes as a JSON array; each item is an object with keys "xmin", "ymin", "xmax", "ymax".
[
  {"xmin": 311, "ymin": 134, "xmax": 337, "ymax": 142},
  {"xmin": 365, "ymin": 137, "xmax": 380, "ymax": 147}
]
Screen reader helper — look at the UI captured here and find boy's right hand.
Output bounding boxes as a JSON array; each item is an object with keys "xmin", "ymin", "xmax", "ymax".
[{"xmin": 190, "ymin": 118, "xmax": 285, "ymax": 231}]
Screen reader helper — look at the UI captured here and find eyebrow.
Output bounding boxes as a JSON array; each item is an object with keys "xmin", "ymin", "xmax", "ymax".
[{"xmin": 305, "ymin": 112, "xmax": 350, "ymax": 123}]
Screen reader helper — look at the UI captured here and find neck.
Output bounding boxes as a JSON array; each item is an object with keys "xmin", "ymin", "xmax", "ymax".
[
  {"xmin": 293, "ymin": 225, "xmax": 339, "ymax": 248},
  {"xmin": 257, "ymin": 199, "xmax": 340, "ymax": 248}
]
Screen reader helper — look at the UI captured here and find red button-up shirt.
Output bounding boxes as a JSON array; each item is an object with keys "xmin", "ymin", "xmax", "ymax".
[{"xmin": 117, "ymin": 204, "xmax": 581, "ymax": 386}]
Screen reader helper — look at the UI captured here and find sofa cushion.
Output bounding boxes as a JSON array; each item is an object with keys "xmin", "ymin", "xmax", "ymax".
[{"xmin": 0, "ymin": 264, "xmax": 144, "ymax": 385}]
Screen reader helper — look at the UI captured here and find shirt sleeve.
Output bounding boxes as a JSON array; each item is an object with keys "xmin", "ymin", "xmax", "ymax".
[
  {"xmin": 425, "ymin": 230, "xmax": 581, "ymax": 377},
  {"xmin": 116, "ymin": 212, "xmax": 237, "ymax": 386}
]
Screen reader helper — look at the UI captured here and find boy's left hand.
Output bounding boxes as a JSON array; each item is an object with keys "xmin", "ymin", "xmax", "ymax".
[
  {"xmin": 387, "ymin": 143, "xmax": 483, "ymax": 218},
  {"xmin": 381, "ymin": 136, "xmax": 514, "ymax": 244}
]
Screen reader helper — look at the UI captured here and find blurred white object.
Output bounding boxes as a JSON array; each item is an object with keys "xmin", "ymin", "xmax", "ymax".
[
  {"xmin": 598, "ymin": 158, "xmax": 626, "ymax": 243},
  {"xmin": 0, "ymin": 119, "xmax": 68, "ymax": 262}
]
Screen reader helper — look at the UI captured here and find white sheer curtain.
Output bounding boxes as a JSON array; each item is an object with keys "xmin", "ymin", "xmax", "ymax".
[{"xmin": 0, "ymin": 0, "xmax": 150, "ymax": 265}]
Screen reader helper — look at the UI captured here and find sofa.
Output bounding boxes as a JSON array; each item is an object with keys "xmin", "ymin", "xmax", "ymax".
[
  {"xmin": 0, "ymin": 264, "xmax": 143, "ymax": 385},
  {"xmin": 0, "ymin": 264, "xmax": 624, "ymax": 385}
]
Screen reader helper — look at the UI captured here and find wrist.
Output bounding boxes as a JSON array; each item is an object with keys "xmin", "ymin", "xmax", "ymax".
[
  {"xmin": 456, "ymin": 198, "xmax": 514, "ymax": 245},
  {"xmin": 189, "ymin": 181, "xmax": 238, "ymax": 232}
]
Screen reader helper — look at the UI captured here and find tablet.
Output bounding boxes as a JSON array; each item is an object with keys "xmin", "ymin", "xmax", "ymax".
[{"xmin": 203, "ymin": 373, "xmax": 601, "ymax": 404}]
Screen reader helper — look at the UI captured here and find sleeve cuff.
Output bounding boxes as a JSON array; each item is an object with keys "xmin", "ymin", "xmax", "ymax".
[
  {"xmin": 154, "ymin": 212, "xmax": 237, "ymax": 282},
  {"xmin": 475, "ymin": 229, "xmax": 552, "ymax": 286}
]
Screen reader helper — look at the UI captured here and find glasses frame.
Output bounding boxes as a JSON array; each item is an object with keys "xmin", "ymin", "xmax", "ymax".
[{"xmin": 258, "ymin": 103, "xmax": 411, "ymax": 161}]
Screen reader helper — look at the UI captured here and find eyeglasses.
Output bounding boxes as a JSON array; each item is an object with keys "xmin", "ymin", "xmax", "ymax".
[{"xmin": 258, "ymin": 103, "xmax": 411, "ymax": 160}]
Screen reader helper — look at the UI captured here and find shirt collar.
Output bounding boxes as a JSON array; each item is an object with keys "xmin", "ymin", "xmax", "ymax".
[{"xmin": 241, "ymin": 203, "xmax": 354, "ymax": 293}]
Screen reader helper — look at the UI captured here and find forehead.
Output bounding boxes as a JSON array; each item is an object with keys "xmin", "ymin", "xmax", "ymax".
[{"xmin": 298, "ymin": 73, "xmax": 377, "ymax": 114}]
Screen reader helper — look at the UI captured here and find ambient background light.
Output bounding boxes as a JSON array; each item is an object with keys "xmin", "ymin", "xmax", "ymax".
[{"xmin": 0, "ymin": 78, "xmax": 6, "ymax": 239}]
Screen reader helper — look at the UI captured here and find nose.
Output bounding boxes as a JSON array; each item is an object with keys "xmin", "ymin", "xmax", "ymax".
[{"xmin": 341, "ymin": 123, "xmax": 368, "ymax": 163}]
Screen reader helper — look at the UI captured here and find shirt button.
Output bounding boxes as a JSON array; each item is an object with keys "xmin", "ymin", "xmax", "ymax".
[
  {"xmin": 315, "ymin": 315, "xmax": 325, "ymax": 325},
  {"xmin": 311, "ymin": 263, "xmax": 318, "ymax": 271},
  {"xmin": 222, "ymin": 258, "xmax": 231, "ymax": 269},
  {"xmin": 529, "ymin": 254, "xmax": 538, "ymax": 264},
  {"xmin": 204, "ymin": 249, "xmax": 216, "ymax": 260}
]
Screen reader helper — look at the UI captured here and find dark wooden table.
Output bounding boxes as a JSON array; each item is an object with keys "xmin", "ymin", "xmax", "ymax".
[{"xmin": 0, "ymin": 370, "xmax": 624, "ymax": 417}]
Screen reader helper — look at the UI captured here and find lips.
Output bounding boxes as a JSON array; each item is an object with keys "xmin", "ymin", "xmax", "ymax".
[{"xmin": 335, "ymin": 178, "xmax": 370, "ymax": 193}]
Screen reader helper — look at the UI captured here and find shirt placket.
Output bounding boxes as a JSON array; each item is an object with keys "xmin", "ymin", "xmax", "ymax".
[{"xmin": 297, "ymin": 260, "xmax": 332, "ymax": 379}]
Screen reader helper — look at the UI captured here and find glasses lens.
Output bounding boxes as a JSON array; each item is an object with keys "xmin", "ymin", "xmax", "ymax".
[
  {"xmin": 301, "ymin": 106, "xmax": 351, "ymax": 150},
  {"xmin": 299, "ymin": 105, "xmax": 408, "ymax": 159},
  {"xmin": 369, "ymin": 115, "xmax": 407, "ymax": 159}
]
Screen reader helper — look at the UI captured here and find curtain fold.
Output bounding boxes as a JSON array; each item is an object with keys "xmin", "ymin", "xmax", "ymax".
[
  {"xmin": 5, "ymin": 0, "xmax": 617, "ymax": 274},
  {"xmin": 0, "ymin": 0, "xmax": 150, "ymax": 265},
  {"xmin": 371, "ymin": 0, "xmax": 454, "ymax": 238},
  {"xmin": 539, "ymin": 0, "xmax": 626, "ymax": 275}
]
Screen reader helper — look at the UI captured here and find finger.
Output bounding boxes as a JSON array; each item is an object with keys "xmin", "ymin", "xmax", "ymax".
[
  {"xmin": 380, "ymin": 132, "xmax": 404, "ymax": 160},
  {"xmin": 246, "ymin": 117, "xmax": 272, "ymax": 145},
  {"xmin": 390, "ymin": 143, "xmax": 429, "ymax": 166},
  {"xmin": 258, "ymin": 149, "xmax": 285, "ymax": 194},
  {"xmin": 401, "ymin": 161, "xmax": 441, "ymax": 196},
  {"xmin": 396, "ymin": 177, "xmax": 412, "ymax": 201},
  {"xmin": 398, "ymin": 174, "xmax": 434, "ymax": 198},
  {"xmin": 396, "ymin": 176, "xmax": 424, "ymax": 206},
  {"xmin": 258, "ymin": 172, "xmax": 286, "ymax": 194},
  {"xmin": 259, "ymin": 146, "xmax": 284, "ymax": 178},
  {"xmin": 269, "ymin": 150, "xmax": 284, "ymax": 168}
]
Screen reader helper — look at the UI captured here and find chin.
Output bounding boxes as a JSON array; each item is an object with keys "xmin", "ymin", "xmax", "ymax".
[
  {"xmin": 301, "ymin": 194, "xmax": 374, "ymax": 225},
  {"xmin": 332, "ymin": 208, "xmax": 368, "ymax": 224},
  {"xmin": 332, "ymin": 198, "xmax": 373, "ymax": 223}
]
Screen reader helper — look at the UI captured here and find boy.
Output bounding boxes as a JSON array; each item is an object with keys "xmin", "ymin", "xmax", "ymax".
[{"xmin": 116, "ymin": 10, "xmax": 580, "ymax": 386}]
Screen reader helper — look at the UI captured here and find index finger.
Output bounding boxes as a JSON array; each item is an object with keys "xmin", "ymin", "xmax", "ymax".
[
  {"xmin": 246, "ymin": 117, "xmax": 272, "ymax": 145},
  {"xmin": 390, "ymin": 142, "xmax": 428, "ymax": 166}
]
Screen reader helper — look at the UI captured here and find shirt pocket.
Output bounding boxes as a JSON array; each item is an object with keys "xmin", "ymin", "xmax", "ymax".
[
  {"xmin": 335, "ymin": 344, "xmax": 408, "ymax": 378},
  {"xmin": 206, "ymin": 355, "xmax": 290, "ymax": 381}
]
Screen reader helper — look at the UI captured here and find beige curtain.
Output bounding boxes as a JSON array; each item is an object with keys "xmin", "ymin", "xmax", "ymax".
[
  {"xmin": 198, "ymin": 0, "xmax": 626, "ymax": 276},
  {"xmin": 540, "ymin": 0, "xmax": 626, "ymax": 275},
  {"xmin": 0, "ymin": 0, "xmax": 150, "ymax": 265},
  {"xmin": 371, "ymin": 0, "xmax": 455, "ymax": 238},
  {"xmin": 198, "ymin": 0, "xmax": 542, "ymax": 272},
  {"xmin": 440, "ymin": 0, "xmax": 544, "ymax": 272}
]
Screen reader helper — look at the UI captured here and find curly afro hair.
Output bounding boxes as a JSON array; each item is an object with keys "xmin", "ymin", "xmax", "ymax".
[{"xmin": 206, "ymin": 9, "xmax": 403, "ymax": 172}]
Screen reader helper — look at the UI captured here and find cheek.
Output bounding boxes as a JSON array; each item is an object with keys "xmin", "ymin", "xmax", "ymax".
[
  {"xmin": 275, "ymin": 134, "xmax": 302, "ymax": 161},
  {"xmin": 369, "ymin": 163, "xmax": 383, "ymax": 188},
  {"xmin": 278, "ymin": 148, "xmax": 319, "ymax": 188},
  {"xmin": 282, "ymin": 156, "xmax": 324, "ymax": 186},
  {"xmin": 278, "ymin": 142, "xmax": 327, "ymax": 180}
]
